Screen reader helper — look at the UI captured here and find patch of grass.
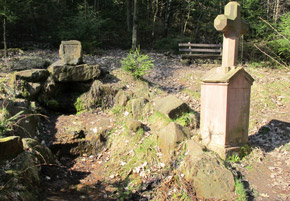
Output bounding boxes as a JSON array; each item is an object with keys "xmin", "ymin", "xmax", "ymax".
[
  {"xmin": 181, "ymin": 88, "xmax": 200, "ymax": 100},
  {"xmin": 110, "ymin": 105, "xmax": 124, "ymax": 115},
  {"xmin": 235, "ymin": 178, "xmax": 248, "ymax": 201},
  {"xmin": 148, "ymin": 112, "xmax": 172, "ymax": 124}
]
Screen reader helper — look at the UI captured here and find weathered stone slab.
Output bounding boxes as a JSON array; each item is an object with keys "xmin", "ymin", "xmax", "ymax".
[
  {"xmin": 15, "ymin": 69, "xmax": 49, "ymax": 83},
  {"xmin": 154, "ymin": 95, "xmax": 190, "ymax": 119},
  {"xmin": 59, "ymin": 40, "xmax": 82, "ymax": 65},
  {"xmin": 158, "ymin": 122, "xmax": 189, "ymax": 163},
  {"xmin": 49, "ymin": 63, "xmax": 101, "ymax": 82},
  {"xmin": 0, "ymin": 136, "xmax": 23, "ymax": 160}
]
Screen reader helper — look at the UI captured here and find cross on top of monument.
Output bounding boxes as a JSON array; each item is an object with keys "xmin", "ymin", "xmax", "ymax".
[{"xmin": 214, "ymin": 1, "xmax": 248, "ymax": 68}]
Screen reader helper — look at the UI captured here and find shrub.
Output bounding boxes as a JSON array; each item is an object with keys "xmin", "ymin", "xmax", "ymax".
[{"xmin": 121, "ymin": 47, "xmax": 154, "ymax": 79}]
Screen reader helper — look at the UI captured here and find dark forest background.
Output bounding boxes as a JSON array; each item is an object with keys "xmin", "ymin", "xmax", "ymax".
[{"xmin": 0, "ymin": 0, "xmax": 289, "ymax": 65}]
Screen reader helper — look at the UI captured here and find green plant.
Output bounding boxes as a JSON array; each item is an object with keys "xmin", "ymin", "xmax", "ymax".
[
  {"xmin": 227, "ymin": 154, "xmax": 241, "ymax": 163},
  {"xmin": 239, "ymin": 144, "xmax": 252, "ymax": 158},
  {"xmin": 175, "ymin": 112, "xmax": 195, "ymax": 128},
  {"xmin": 235, "ymin": 178, "xmax": 248, "ymax": 201},
  {"xmin": 121, "ymin": 47, "xmax": 154, "ymax": 79},
  {"xmin": 0, "ymin": 106, "xmax": 23, "ymax": 137}
]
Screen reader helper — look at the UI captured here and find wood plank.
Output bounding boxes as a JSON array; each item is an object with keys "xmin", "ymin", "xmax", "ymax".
[
  {"xmin": 179, "ymin": 43, "xmax": 222, "ymax": 47},
  {"xmin": 179, "ymin": 48, "xmax": 222, "ymax": 53},
  {"xmin": 181, "ymin": 54, "xmax": 222, "ymax": 58}
]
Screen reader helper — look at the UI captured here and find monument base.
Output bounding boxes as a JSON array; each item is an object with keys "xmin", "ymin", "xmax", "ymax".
[{"xmin": 206, "ymin": 143, "xmax": 241, "ymax": 159}]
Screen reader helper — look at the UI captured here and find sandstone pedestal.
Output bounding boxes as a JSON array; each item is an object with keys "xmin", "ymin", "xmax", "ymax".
[{"xmin": 200, "ymin": 67, "xmax": 254, "ymax": 159}]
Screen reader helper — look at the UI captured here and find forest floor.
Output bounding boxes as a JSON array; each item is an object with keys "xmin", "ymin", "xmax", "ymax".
[{"xmin": 3, "ymin": 49, "xmax": 290, "ymax": 200}]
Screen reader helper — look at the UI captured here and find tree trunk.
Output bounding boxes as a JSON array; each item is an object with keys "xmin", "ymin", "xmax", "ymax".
[
  {"xmin": 3, "ymin": 0, "xmax": 7, "ymax": 64},
  {"xmin": 274, "ymin": 0, "xmax": 280, "ymax": 23},
  {"xmin": 163, "ymin": 0, "xmax": 172, "ymax": 37},
  {"xmin": 131, "ymin": 0, "xmax": 138, "ymax": 50},
  {"xmin": 152, "ymin": 0, "xmax": 158, "ymax": 36},
  {"xmin": 126, "ymin": 0, "xmax": 132, "ymax": 32},
  {"xmin": 3, "ymin": 16, "xmax": 7, "ymax": 64}
]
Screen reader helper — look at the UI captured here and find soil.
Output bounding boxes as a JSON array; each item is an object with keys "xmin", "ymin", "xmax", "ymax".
[{"xmin": 2, "ymin": 49, "xmax": 290, "ymax": 200}]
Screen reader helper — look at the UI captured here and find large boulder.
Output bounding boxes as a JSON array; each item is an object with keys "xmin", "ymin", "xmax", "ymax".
[
  {"xmin": 158, "ymin": 122, "xmax": 189, "ymax": 163},
  {"xmin": 0, "ymin": 136, "xmax": 23, "ymax": 160},
  {"xmin": 179, "ymin": 145, "xmax": 235, "ymax": 200},
  {"xmin": 59, "ymin": 40, "xmax": 82, "ymax": 65},
  {"xmin": 154, "ymin": 95, "xmax": 190, "ymax": 119},
  {"xmin": 49, "ymin": 63, "xmax": 101, "ymax": 82}
]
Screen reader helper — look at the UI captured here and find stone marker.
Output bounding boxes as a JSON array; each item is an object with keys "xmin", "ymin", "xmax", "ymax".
[
  {"xmin": 59, "ymin": 40, "xmax": 82, "ymax": 65},
  {"xmin": 200, "ymin": 1, "xmax": 254, "ymax": 159}
]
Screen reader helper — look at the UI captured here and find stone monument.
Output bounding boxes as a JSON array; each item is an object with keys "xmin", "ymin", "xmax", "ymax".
[{"xmin": 200, "ymin": 1, "xmax": 254, "ymax": 159}]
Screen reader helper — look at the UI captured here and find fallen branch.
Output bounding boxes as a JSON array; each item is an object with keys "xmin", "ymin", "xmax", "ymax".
[
  {"xmin": 258, "ymin": 17, "xmax": 290, "ymax": 43},
  {"xmin": 253, "ymin": 44, "xmax": 288, "ymax": 68}
]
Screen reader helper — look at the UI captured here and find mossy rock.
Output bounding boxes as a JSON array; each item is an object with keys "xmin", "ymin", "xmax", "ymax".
[
  {"xmin": 157, "ymin": 122, "xmax": 189, "ymax": 163},
  {"xmin": 22, "ymin": 138, "xmax": 56, "ymax": 164},
  {"xmin": 0, "ymin": 151, "xmax": 40, "ymax": 201},
  {"xmin": 0, "ymin": 136, "xmax": 23, "ymax": 160},
  {"xmin": 179, "ymin": 152, "xmax": 235, "ymax": 200}
]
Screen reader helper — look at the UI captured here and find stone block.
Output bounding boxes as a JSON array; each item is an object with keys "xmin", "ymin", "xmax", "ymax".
[
  {"xmin": 0, "ymin": 136, "xmax": 23, "ymax": 160},
  {"xmin": 158, "ymin": 122, "xmax": 189, "ymax": 163},
  {"xmin": 59, "ymin": 40, "xmax": 82, "ymax": 65},
  {"xmin": 15, "ymin": 69, "xmax": 49, "ymax": 83},
  {"xmin": 49, "ymin": 63, "xmax": 101, "ymax": 82},
  {"xmin": 154, "ymin": 95, "xmax": 190, "ymax": 119}
]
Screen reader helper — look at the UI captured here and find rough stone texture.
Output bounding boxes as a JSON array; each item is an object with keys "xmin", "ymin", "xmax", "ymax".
[
  {"xmin": 0, "ymin": 136, "xmax": 23, "ymax": 160},
  {"xmin": 114, "ymin": 90, "xmax": 129, "ymax": 106},
  {"xmin": 6, "ymin": 56, "xmax": 51, "ymax": 71},
  {"xmin": 59, "ymin": 40, "xmax": 82, "ymax": 65},
  {"xmin": 0, "ymin": 99, "xmax": 40, "ymax": 138},
  {"xmin": 131, "ymin": 97, "xmax": 148, "ymax": 120},
  {"xmin": 49, "ymin": 63, "xmax": 101, "ymax": 82},
  {"xmin": 158, "ymin": 122, "xmax": 189, "ymax": 163},
  {"xmin": 22, "ymin": 138, "xmax": 56, "ymax": 164},
  {"xmin": 14, "ymin": 80, "xmax": 42, "ymax": 100},
  {"xmin": 179, "ymin": 152, "xmax": 235, "ymax": 200},
  {"xmin": 0, "ymin": 151, "xmax": 41, "ymax": 200},
  {"xmin": 186, "ymin": 140, "xmax": 204, "ymax": 157},
  {"xmin": 15, "ymin": 69, "xmax": 49, "ymax": 83},
  {"xmin": 126, "ymin": 119, "xmax": 143, "ymax": 132},
  {"xmin": 154, "ymin": 95, "xmax": 190, "ymax": 119}
]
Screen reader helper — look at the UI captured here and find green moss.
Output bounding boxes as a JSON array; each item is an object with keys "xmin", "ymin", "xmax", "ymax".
[
  {"xmin": 74, "ymin": 97, "xmax": 86, "ymax": 113},
  {"xmin": 45, "ymin": 99, "xmax": 59, "ymax": 110}
]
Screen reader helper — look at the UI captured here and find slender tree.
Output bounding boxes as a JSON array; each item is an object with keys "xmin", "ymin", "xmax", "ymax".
[{"xmin": 131, "ymin": 0, "xmax": 138, "ymax": 50}]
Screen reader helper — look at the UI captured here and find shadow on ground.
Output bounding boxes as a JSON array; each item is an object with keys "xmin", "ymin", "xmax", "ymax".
[{"xmin": 249, "ymin": 119, "xmax": 290, "ymax": 152}]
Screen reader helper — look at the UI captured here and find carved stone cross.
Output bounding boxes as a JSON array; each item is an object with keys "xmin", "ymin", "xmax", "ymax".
[{"xmin": 214, "ymin": 1, "xmax": 248, "ymax": 68}]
